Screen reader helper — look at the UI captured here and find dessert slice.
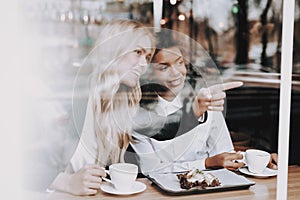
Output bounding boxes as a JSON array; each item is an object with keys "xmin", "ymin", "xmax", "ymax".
[{"xmin": 177, "ymin": 169, "xmax": 221, "ymax": 189}]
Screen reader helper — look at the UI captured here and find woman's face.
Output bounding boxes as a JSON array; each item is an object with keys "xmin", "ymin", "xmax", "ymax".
[
  {"xmin": 115, "ymin": 37, "xmax": 153, "ymax": 88},
  {"xmin": 152, "ymin": 46, "xmax": 187, "ymax": 99}
]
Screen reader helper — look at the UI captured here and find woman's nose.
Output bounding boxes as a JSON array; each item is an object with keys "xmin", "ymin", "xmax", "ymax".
[
  {"xmin": 169, "ymin": 65, "xmax": 181, "ymax": 76},
  {"xmin": 138, "ymin": 55, "xmax": 149, "ymax": 74}
]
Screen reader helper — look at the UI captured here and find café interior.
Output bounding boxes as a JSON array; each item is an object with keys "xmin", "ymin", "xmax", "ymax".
[{"xmin": 21, "ymin": 0, "xmax": 300, "ymax": 199}]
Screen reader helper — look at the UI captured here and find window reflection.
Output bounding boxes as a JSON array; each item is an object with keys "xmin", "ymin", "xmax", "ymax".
[{"xmin": 20, "ymin": 0, "xmax": 300, "ymax": 192}]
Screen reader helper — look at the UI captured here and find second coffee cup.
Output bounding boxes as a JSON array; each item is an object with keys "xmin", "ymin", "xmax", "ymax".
[{"xmin": 245, "ymin": 149, "xmax": 270, "ymax": 174}]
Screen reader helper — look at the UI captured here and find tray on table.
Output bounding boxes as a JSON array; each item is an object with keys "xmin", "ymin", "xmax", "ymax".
[{"xmin": 147, "ymin": 168, "xmax": 255, "ymax": 195}]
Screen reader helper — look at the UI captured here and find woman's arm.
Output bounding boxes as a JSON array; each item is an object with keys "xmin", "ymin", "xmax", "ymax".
[
  {"xmin": 205, "ymin": 152, "xmax": 244, "ymax": 170},
  {"xmin": 132, "ymin": 125, "xmax": 210, "ymax": 174},
  {"xmin": 49, "ymin": 139, "xmax": 105, "ymax": 196},
  {"xmin": 268, "ymin": 153, "xmax": 278, "ymax": 169},
  {"xmin": 193, "ymin": 82, "xmax": 243, "ymax": 117},
  {"xmin": 204, "ymin": 111, "xmax": 242, "ymax": 170},
  {"xmin": 50, "ymin": 164, "xmax": 106, "ymax": 195},
  {"xmin": 49, "ymin": 94, "xmax": 105, "ymax": 196},
  {"xmin": 136, "ymin": 112, "xmax": 240, "ymax": 173}
]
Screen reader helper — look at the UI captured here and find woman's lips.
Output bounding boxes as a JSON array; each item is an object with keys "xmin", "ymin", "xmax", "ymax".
[{"xmin": 167, "ymin": 77, "xmax": 183, "ymax": 87}]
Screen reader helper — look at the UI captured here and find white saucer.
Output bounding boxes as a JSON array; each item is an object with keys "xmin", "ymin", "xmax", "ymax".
[
  {"xmin": 239, "ymin": 167, "xmax": 277, "ymax": 178},
  {"xmin": 100, "ymin": 181, "xmax": 146, "ymax": 195}
]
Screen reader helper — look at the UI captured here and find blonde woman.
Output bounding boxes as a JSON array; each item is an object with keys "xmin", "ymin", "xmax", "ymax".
[{"xmin": 49, "ymin": 19, "xmax": 154, "ymax": 195}]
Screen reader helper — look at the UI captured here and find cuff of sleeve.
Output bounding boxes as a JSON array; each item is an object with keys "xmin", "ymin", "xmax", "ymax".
[
  {"xmin": 197, "ymin": 111, "xmax": 208, "ymax": 124},
  {"xmin": 48, "ymin": 172, "xmax": 70, "ymax": 194}
]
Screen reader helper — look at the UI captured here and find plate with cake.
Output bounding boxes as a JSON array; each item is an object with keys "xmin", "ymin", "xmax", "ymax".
[{"xmin": 147, "ymin": 168, "xmax": 255, "ymax": 195}]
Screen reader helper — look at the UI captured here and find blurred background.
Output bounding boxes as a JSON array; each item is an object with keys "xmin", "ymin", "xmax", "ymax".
[{"xmin": 20, "ymin": 0, "xmax": 300, "ymax": 191}]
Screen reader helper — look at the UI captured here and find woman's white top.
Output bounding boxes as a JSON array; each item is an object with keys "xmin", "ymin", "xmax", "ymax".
[
  {"xmin": 131, "ymin": 95, "xmax": 234, "ymax": 175},
  {"xmin": 68, "ymin": 96, "xmax": 98, "ymax": 172}
]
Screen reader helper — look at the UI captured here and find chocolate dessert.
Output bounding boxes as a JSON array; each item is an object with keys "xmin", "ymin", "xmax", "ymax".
[{"xmin": 177, "ymin": 169, "xmax": 221, "ymax": 190}]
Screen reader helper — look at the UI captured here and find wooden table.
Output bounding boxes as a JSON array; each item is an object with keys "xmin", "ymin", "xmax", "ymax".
[{"xmin": 25, "ymin": 166, "xmax": 300, "ymax": 200}]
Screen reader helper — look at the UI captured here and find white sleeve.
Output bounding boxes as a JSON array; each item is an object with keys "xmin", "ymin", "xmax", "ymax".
[
  {"xmin": 132, "ymin": 111, "xmax": 234, "ymax": 175},
  {"xmin": 206, "ymin": 111, "xmax": 234, "ymax": 157},
  {"xmin": 69, "ymin": 96, "xmax": 98, "ymax": 172},
  {"xmin": 131, "ymin": 126, "xmax": 208, "ymax": 175}
]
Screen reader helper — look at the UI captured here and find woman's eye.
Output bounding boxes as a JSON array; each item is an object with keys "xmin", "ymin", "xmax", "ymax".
[
  {"xmin": 159, "ymin": 65, "xmax": 168, "ymax": 71},
  {"xmin": 177, "ymin": 59, "xmax": 184, "ymax": 65},
  {"xmin": 134, "ymin": 49, "xmax": 143, "ymax": 55}
]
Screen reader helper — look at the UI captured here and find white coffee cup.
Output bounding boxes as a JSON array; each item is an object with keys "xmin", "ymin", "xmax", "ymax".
[
  {"xmin": 107, "ymin": 163, "xmax": 138, "ymax": 192},
  {"xmin": 245, "ymin": 149, "xmax": 270, "ymax": 174}
]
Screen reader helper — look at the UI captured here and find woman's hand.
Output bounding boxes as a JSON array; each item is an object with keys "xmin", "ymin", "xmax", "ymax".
[
  {"xmin": 65, "ymin": 164, "xmax": 106, "ymax": 196},
  {"xmin": 192, "ymin": 82, "xmax": 243, "ymax": 118},
  {"xmin": 205, "ymin": 152, "xmax": 245, "ymax": 171},
  {"xmin": 268, "ymin": 153, "xmax": 278, "ymax": 170}
]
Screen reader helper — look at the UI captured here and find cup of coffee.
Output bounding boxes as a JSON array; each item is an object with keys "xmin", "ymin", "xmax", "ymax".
[
  {"xmin": 108, "ymin": 163, "xmax": 138, "ymax": 192},
  {"xmin": 245, "ymin": 149, "xmax": 270, "ymax": 174}
]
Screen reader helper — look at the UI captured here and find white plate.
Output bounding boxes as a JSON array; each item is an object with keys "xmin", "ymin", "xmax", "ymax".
[
  {"xmin": 239, "ymin": 167, "xmax": 277, "ymax": 178},
  {"xmin": 148, "ymin": 168, "xmax": 255, "ymax": 194},
  {"xmin": 100, "ymin": 181, "xmax": 146, "ymax": 195}
]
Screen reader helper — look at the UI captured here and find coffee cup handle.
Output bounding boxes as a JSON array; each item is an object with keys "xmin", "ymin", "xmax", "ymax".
[
  {"xmin": 234, "ymin": 151, "xmax": 247, "ymax": 166},
  {"xmin": 102, "ymin": 169, "xmax": 112, "ymax": 183}
]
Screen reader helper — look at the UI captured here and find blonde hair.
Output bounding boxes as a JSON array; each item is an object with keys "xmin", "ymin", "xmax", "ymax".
[{"xmin": 89, "ymin": 20, "xmax": 154, "ymax": 166}]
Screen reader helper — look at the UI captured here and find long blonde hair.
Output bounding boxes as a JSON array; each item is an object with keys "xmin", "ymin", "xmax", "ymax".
[{"xmin": 89, "ymin": 20, "xmax": 154, "ymax": 166}]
